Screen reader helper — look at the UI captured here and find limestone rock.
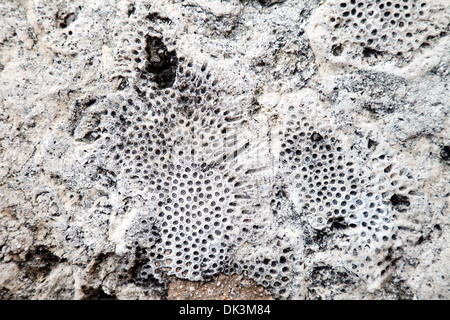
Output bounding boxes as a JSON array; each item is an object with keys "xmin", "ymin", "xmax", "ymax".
[{"xmin": 0, "ymin": 0, "xmax": 448, "ymax": 300}]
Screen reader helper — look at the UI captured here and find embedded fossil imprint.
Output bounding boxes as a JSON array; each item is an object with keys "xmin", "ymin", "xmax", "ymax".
[
  {"xmin": 0, "ymin": 0, "xmax": 448, "ymax": 300},
  {"xmin": 80, "ymin": 4, "xmax": 424, "ymax": 297}
]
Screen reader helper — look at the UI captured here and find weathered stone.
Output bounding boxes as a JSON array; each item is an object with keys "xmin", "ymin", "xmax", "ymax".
[{"xmin": 0, "ymin": 0, "xmax": 448, "ymax": 300}]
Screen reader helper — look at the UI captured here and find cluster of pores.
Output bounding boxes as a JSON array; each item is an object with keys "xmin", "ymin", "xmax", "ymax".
[{"xmin": 84, "ymin": 4, "xmax": 420, "ymax": 297}]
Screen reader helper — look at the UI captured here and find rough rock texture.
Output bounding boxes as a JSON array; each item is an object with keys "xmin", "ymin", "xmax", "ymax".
[{"xmin": 0, "ymin": 0, "xmax": 449, "ymax": 300}]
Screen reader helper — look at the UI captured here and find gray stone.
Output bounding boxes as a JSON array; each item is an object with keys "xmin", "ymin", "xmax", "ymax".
[{"xmin": 0, "ymin": 0, "xmax": 448, "ymax": 300}]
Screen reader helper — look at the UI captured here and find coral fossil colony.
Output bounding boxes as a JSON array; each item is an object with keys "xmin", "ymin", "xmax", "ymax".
[{"xmin": 0, "ymin": 0, "xmax": 448, "ymax": 299}]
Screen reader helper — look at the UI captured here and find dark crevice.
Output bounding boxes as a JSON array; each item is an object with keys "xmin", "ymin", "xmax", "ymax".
[
  {"xmin": 127, "ymin": 4, "xmax": 135, "ymax": 17},
  {"xmin": 331, "ymin": 44, "xmax": 343, "ymax": 56},
  {"xmin": 328, "ymin": 217, "xmax": 348, "ymax": 231},
  {"xmin": 144, "ymin": 36, "xmax": 178, "ymax": 89},
  {"xmin": 55, "ymin": 7, "xmax": 81, "ymax": 29},
  {"xmin": 146, "ymin": 12, "xmax": 172, "ymax": 24},
  {"xmin": 362, "ymin": 47, "xmax": 383, "ymax": 58},
  {"xmin": 20, "ymin": 246, "xmax": 64, "ymax": 280},
  {"xmin": 257, "ymin": 0, "xmax": 285, "ymax": 7},
  {"xmin": 81, "ymin": 286, "xmax": 117, "ymax": 300},
  {"xmin": 311, "ymin": 132, "xmax": 324, "ymax": 142},
  {"xmin": 440, "ymin": 146, "xmax": 449, "ymax": 162},
  {"xmin": 390, "ymin": 194, "xmax": 410, "ymax": 212},
  {"xmin": 368, "ymin": 138, "xmax": 378, "ymax": 149}
]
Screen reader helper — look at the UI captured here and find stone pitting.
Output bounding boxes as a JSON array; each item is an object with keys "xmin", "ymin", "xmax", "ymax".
[{"xmin": 0, "ymin": 0, "xmax": 448, "ymax": 300}]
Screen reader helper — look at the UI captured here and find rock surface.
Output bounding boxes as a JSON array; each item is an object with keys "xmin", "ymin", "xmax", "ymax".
[{"xmin": 0, "ymin": 0, "xmax": 448, "ymax": 300}]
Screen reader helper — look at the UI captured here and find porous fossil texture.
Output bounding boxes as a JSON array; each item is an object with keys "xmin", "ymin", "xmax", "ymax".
[{"xmin": 0, "ymin": 0, "xmax": 449, "ymax": 300}]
